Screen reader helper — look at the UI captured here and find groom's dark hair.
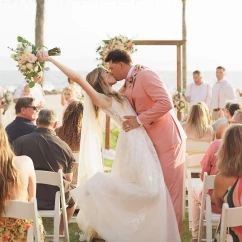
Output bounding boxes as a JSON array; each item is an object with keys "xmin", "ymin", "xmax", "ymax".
[{"xmin": 105, "ymin": 49, "xmax": 132, "ymax": 65}]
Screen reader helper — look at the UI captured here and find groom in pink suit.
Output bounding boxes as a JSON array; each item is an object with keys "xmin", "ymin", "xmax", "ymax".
[{"xmin": 105, "ymin": 50, "xmax": 187, "ymax": 234}]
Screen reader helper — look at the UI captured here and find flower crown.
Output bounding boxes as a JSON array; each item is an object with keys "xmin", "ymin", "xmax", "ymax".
[{"xmin": 96, "ymin": 35, "xmax": 137, "ymax": 69}]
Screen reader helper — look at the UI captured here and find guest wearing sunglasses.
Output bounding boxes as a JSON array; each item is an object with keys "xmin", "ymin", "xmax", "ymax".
[{"xmin": 5, "ymin": 97, "xmax": 38, "ymax": 143}]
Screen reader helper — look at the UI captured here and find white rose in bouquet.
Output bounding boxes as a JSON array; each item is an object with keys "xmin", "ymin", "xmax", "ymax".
[
  {"xmin": 24, "ymin": 45, "xmax": 32, "ymax": 53},
  {"xmin": 20, "ymin": 65, "xmax": 27, "ymax": 71},
  {"xmin": 26, "ymin": 63, "xmax": 33, "ymax": 70}
]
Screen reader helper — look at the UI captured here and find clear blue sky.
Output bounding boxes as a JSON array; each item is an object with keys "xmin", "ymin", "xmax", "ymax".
[{"xmin": 0, "ymin": 0, "xmax": 241, "ymax": 71}]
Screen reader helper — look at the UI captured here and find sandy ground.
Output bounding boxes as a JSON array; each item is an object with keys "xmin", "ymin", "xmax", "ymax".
[{"xmin": 2, "ymin": 92, "xmax": 242, "ymax": 128}]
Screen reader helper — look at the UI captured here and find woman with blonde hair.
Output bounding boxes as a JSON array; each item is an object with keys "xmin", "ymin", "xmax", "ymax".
[
  {"xmin": 182, "ymin": 103, "xmax": 214, "ymax": 142},
  {"xmin": 0, "ymin": 124, "xmax": 44, "ymax": 241},
  {"xmin": 37, "ymin": 51, "xmax": 180, "ymax": 242},
  {"xmin": 213, "ymin": 124, "xmax": 242, "ymax": 241}
]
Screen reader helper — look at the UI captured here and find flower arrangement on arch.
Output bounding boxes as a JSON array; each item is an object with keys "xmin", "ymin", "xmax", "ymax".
[
  {"xmin": 1, "ymin": 90, "xmax": 12, "ymax": 115},
  {"xmin": 96, "ymin": 35, "xmax": 137, "ymax": 69},
  {"xmin": 9, "ymin": 36, "xmax": 61, "ymax": 88},
  {"xmin": 172, "ymin": 90, "xmax": 186, "ymax": 112}
]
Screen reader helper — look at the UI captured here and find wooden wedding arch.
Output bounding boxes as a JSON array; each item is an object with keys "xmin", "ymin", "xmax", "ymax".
[{"xmin": 104, "ymin": 39, "xmax": 186, "ymax": 149}]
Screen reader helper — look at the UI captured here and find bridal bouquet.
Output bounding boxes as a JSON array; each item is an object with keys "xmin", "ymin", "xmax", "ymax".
[
  {"xmin": 1, "ymin": 90, "xmax": 12, "ymax": 115},
  {"xmin": 9, "ymin": 36, "xmax": 61, "ymax": 88},
  {"xmin": 172, "ymin": 90, "xmax": 186, "ymax": 112},
  {"xmin": 96, "ymin": 35, "xmax": 137, "ymax": 69}
]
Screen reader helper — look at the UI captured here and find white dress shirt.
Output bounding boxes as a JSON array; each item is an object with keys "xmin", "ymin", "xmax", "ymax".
[
  {"xmin": 210, "ymin": 79, "xmax": 236, "ymax": 112},
  {"xmin": 185, "ymin": 82, "xmax": 212, "ymax": 108}
]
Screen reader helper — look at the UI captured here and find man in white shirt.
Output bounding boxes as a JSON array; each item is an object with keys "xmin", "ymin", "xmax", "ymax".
[
  {"xmin": 185, "ymin": 70, "xmax": 212, "ymax": 109},
  {"xmin": 210, "ymin": 66, "xmax": 236, "ymax": 121},
  {"xmin": 13, "ymin": 73, "xmax": 44, "ymax": 108}
]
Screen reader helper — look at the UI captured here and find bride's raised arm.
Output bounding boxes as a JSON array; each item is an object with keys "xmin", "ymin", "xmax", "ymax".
[{"xmin": 36, "ymin": 51, "xmax": 110, "ymax": 108}]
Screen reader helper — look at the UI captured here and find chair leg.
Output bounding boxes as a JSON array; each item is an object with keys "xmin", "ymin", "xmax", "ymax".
[{"xmin": 53, "ymin": 213, "xmax": 60, "ymax": 242}]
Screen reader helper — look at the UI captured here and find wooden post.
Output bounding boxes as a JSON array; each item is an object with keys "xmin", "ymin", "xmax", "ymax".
[
  {"xmin": 105, "ymin": 115, "xmax": 110, "ymax": 150},
  {"xmin": 182, "ymin": 0, "xmax": 187, "ymax": 89},
  {"xmin": 177, "ymin": 44, "xmax": 182, "ymax": 121}
]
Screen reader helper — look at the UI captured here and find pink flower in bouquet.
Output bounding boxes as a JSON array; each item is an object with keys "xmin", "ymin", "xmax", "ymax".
[
  {"xmin": 27, "ymin": 53, "xmax": 37, "ymax": 63},
  {"xmin": 18, "ymin": 54, "xmax": 27, "ymax": 64},
  {"xmin": 117, "ymin": 43, "xmax": 124, "ymax": 50},
  {"xmin": 127, "ymin": 41, "xmax": 134, "ymax": 49}
]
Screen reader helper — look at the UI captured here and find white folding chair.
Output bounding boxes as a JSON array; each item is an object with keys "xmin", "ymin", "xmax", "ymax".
[
  {"xmin": 183, "ymin": 154, "xmax": 204, "ymax": 221},
  {"xmin": 35, "ymin": 169, "xmax": 69, "ymax": 242},
  {"xmin": 220, "ymin": 203, "xmax": 242, "ymax": 242},
  {"xmin": 186, "ymin": 141, "xmax": 211, "ymax": 154},
  {"xmin": 2, "ymin": 197, "xmax": 41, "ymax": 242},
  {"xmin": 198, "ymin": 172, "xmax": 220, "ymax": 242}
]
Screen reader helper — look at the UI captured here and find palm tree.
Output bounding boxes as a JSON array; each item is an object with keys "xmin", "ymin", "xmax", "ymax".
[{"xmin": 35, "ymin": 0, "xmax": 45, "ymax": 85}]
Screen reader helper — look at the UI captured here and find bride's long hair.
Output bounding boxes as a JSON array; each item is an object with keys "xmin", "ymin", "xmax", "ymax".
[
  {"xmin": 0, "ymin": 124, "xmax": 19, "ymax": 215},
  {"xmin": 86, "ymin": 67, "xmax": 123, "ymax": 117}
]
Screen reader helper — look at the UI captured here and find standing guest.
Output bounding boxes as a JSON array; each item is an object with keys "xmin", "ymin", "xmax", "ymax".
[
  {"xmin": 13, "ymin": 74, "xmax": 44, "ymax": 109},
  {"xmin": 185, "ymin": 70, "xmax": 212, "ymax": 109},
  {"xmin": 5, "ymin": 97, "xmax": 38, "ymax": 143},
  {"xmin": 56, "ymin": 101, "xmax": 83, "ymax": 152},
  {"xmin": 61, "ymin": 86, "xmax": 79, "ymax": 114},
  {"xmin": 13, "ymin": 109, "xmax": 76, "ymax": 235},
  {"xmin": 0, "ymin": 124, "xmax": 44, "ymax": 241},
  {"xmin": 22, "ymin": 84, "xmax": 33, "ymax": 98},
  {"xmin": 210, "ymin": 66, "xmax": 236, "ymax": 121},
  {"xmin": 213, "ymin": 124, "xmax": 242, "ymax": 241}
]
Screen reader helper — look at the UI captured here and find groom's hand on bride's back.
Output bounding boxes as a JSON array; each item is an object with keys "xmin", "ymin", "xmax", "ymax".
[{"xmin": 123, "ymin": 116, "xmax": 140, "ymax": 132}]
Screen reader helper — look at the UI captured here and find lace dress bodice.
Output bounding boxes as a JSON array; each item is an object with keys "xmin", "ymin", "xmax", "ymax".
[{"xmin": 102, "ymin": 97, "xmax": 137, "ymax": 127}]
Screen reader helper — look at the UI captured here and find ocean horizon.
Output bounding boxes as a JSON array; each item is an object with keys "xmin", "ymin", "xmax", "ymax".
[{"xmin": 0, "ymin": 70, "xmax": 242, "ymax": 94}]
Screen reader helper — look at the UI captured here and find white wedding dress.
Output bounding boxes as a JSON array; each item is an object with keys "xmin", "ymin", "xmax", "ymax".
[{"xmin": 71, "ymin": 97, "xmax": 180, "ymax": 242}]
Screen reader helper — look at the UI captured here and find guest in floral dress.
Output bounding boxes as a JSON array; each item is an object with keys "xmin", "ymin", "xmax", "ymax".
[
  {"xmin": 0, "ymin": 124, "xmax": 44, "ymax": 241},
  {"xmin": 213, "ymin": 124, "xmax": 242, "ymax": 241}
]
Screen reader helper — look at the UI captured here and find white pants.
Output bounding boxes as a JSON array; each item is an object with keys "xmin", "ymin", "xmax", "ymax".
[{"xmin": 191, "ymin": 186, "xmax": 202, "ymax": 238}]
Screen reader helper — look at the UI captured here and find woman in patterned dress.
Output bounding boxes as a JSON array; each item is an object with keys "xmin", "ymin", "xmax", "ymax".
[
  {"xmin": 0, "ymin": 124, "xmax": 44, "ymax": 241},
  {"xmin": 213, "ymin": 124, "xmax": 242, "ymax": 241}
]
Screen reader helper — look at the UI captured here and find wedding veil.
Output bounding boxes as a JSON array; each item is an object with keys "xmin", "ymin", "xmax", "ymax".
[{"xmin": 78, "ymin": 92, "xmax": 104, "ymax": 185}]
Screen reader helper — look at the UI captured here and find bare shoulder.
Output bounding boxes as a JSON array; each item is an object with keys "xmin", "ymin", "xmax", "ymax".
[
  {"xmin": 13, "ymin": 155, "xmax": 34, "ymax": 169},
  {"xmin": 214, "ymin": 173, "xmax": 235, "ymax": 192}
]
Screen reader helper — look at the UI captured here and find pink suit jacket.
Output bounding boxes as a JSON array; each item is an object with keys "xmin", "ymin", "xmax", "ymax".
[{"xmin": 126, "ymin": 68, "xmax": 186, "ymax": 154}]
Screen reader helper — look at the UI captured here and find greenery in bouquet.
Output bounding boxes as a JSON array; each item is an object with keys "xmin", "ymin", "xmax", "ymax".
[
  {"xmin": 1, "ymin": 90, "xmax": 12, "ymax": 115},
  {"xmin": 96, "ymin": 35, "xmax": 137, "ymax": 69},
  {"xmin": 172, "ymin": 89, "xmax": 186, "ymax": 112},
  {"xmin": 9, "ymin": 36, "xmax": 61, "ymax": 88}
]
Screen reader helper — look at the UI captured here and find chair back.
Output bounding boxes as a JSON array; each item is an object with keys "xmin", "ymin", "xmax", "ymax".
[
  {"xmin": 2, "ymin": 197, "xmax": 41, "ymax": 242},
  {"xmin": 35, "ymin": 169, "xmax": 69, "ymax": 242},
  {"xmin": 186, "ymin": 141, "xmax": 211, "ymax": 154},
  {"xmin": 220, "ymin": 203, "xmax": 242, "ymax": 242}
]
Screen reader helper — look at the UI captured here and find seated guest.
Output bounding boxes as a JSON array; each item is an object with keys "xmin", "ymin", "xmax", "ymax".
[
  {"xmin": 5, "ymin": 97, "xmax": 38, "ymax": 143},
  {"xmin": 232, "ymin": 109, "xmax": 242, "ymax": 124},
  {"xmin": 215, "ymin": 102, "xmax": 241, "ymax": 139},
  {"xmin": 13, "ymin": 109, "xmax": 76, "ymax": 234},
  {"xmin": 56, "ymin": 101, "xmax": 83, "ymax": 152},
  {"xmin": 213, "ymin": 124, "xmax": 242, "ymax": 241},
  {"xmin": 182, "ymin": 103, "xmax": 214, "ymax": 142},
  {"xmin": 0, "ymin": 124, "xmax": 44, "ymax": 241},
  {"xmin": 191, "ymin": 139, "xmax": 222, "ymax": 241},
  {"xmin": 212, "ymin": 100, "xmax": 234, "ymax": 132}
]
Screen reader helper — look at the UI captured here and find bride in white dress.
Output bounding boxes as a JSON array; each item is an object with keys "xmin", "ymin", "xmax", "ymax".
[{"xmin": 37, "ymin": 51, "xmax": 181, "ymax": 242}]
